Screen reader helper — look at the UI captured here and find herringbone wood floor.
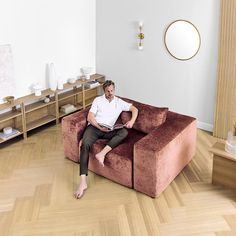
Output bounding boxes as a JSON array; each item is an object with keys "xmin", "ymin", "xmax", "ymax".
[{"xmin": 0, "ymin": 124, "xmax": 236, "ymax": 236}]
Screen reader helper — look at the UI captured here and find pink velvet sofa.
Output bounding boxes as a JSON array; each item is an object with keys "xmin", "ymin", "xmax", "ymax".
[{"xmin": 62, "ymin": 98, "xmax": 196, "ymax": 197}]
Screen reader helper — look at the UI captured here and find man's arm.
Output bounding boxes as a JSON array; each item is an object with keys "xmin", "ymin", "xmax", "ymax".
[
  {"xmin": 125, "ymin": 105, "xmax": 138, "ymax": 128},
  {"xmin": 87, "ymin": 112, "xmax": 109, "ymax": 132},
  {"xmin": 87, "ymin": 97, "xmax": 109, "ymax": 132}
]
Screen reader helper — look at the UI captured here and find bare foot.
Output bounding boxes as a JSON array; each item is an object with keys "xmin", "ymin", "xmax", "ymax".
[
  {"xmin": 74, "ymin": 182, "xmax": 87, "ymax": 199},
  {"xmin": 95, "ymin": 152, "xmax": 105, "ymax": 167}
]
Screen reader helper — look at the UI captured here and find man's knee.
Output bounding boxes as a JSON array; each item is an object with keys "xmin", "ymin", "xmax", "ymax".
[
  {"xmin": 81, "ymin": 139, "xmax": 93, "ymax": 151},
  {"xmin": 118, "ymin": 128, "xmax": 128, "ymax": 139}
]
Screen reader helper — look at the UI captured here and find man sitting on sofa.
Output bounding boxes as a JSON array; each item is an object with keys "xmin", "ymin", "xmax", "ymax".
[{"xmin": 74, "ymin": 80, "xmax": 138, "ymax": 199}]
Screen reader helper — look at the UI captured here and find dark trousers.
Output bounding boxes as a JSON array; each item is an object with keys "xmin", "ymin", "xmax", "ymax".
[{"xmin": 80, "ymin": 125, "xmax": 128, "ymax": 175}]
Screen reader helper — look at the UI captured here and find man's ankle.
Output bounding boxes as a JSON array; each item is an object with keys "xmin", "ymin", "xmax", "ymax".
[{"xmin": 80, "ymin": 174, "xmax": 87, "ymax": 183}]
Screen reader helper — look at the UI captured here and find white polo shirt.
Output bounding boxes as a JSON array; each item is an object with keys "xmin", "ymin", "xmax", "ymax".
[{"xmin": 89, "ymin": 95, "xmax": 132, "ymax": 127}]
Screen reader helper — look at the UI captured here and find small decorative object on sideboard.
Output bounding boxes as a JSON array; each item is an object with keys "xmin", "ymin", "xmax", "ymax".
[
  {"xmin": 60, "ymin": 104, "xmax": 77, "ymax": 114},
  {"xmin": 3, "ymin": 127, "xmax": 12, "ymax": 135},
  {"xmin": 80, "ymin": 67, "xmax": 92, "ymax": 80},
  {"xmin": 85, "ymin": 80, "xmax": 100, "ymax": 89},
  {"xmin": 67, "ymin": 78, "xmax": 76, "ymax": 84},
  {"xmin": 33, "ymin": 83, "xmax": 42, "ymax": 96},
  {"xmin": 4, "ymin": 96, "xmax": 14, "ymax": 105},
  {"xmin": 225, "ymin": 120, "xmax": 236, "ymax": 155},
  {"xmin": 44, "ymin": 97, "xmax": 50, "ymax": 103},
  {"xmin": 57, "ymin": 76, "xmax": 64, "ymax": 90}
]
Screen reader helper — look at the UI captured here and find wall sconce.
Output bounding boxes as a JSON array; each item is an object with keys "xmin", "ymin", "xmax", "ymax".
[{"xmin": 138, "ymin": 21, "xmax": 144, "ymax": 50}]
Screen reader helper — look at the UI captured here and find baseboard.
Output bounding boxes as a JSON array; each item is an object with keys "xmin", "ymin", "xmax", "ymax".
[{"xmin": 197, "ymin": 121, "xmax": 213, "ymax": 132}]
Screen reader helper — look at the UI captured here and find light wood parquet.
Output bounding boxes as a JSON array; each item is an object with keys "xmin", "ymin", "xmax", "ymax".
[{"xmin": 0, "ymin": 125, "xmax": 236, "ymax": 236}]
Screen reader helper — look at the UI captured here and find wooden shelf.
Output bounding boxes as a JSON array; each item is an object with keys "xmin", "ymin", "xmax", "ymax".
[
  {"xmin": 209, "ymin": 142, "xmax": 236, "ymax": 161},
  {"xmin": 0, "ymin": 132, "xmax": 23, "ymax": 144},
  {"xmin": 26, "ymin": 115, "xmax": 56, "ymax": 131},
  {"xmin": 0, "ymin": 128, "xmax": 23, "ymax": 144},
  {"xmin": 84, "ymin": 84, "xmax": 103, "ymax": 92},
  {"xmin": 17, "ymin": 89, "xmax": 54, "ymax": 104},
  {"xmin": 85, "ymin": 97, "xmax": 96, "ymax": 107},
  {"xmin": 85, "ymin": 86, "xmax": 98, "ymax": 94},
  {"xmin": 58, "ymin": 87, "xmax": 82, "ymax": 101},
  {"xmin": 25, "ymin": 100, "xmax": 56, "ymax": 113},
  {"xmin": 0, "ymin": 109, "xmax": 22, "ymax": 123},
  {"xmin": 0, "ymin": 100, "xmax": 22, "ymax": 110},
  {"xmin": 60, "ymin": 80, "xmax": 83, "ymax": 90},
  {"xmin": 210, "ymin": 142, "xmax": 236, "ymax": 189},
  {"xmin": 90, "ymin": 74, "xmax": 105, "ymax": 82},
  {"xmin": 59, "ymin": 104, "xmax": 83, "ymax": 118},
  {"xmin": 57, "ymin": 73, "xmax": 104, "ymax": 92},
  {"xmin": 0, "ymin": 73, "xmax": 105, "ymax": 144}
]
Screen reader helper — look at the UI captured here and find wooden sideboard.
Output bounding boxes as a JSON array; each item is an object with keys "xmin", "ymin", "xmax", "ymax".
[
  {"xmin": 0, "ymin": 74, "xmax": 105, "ymax": 144},
  {"xmin": 209, "ymin": 142, "xmax": 236, "ymax": 189}
]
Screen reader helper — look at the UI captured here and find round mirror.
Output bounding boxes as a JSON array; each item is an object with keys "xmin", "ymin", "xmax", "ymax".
[{"xmin": 164, "ymin": 20, "xmax": 201, "ymax": 60}]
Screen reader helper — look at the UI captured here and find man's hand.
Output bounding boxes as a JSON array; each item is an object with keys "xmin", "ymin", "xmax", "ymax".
[
  {"xmin": 99, "ymin": 126, "xmax": 111, "ymax": 132},
  {"xmin": 125, "ymin": 120, "xmax": 134, "ymax": 129},
  {"xmin": 88, "ymin": 112, "xmax": 110, "ymax": 132}
]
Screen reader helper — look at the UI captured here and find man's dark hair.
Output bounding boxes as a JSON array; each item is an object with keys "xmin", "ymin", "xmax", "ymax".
[{"xmin": 103, "ymin": 80, "xmax": 115, "ymax": 90}]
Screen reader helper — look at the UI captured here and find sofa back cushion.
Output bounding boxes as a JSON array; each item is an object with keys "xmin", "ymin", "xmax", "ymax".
[{"xmin": 120, "ymin": 97, "xmax": 168, "ymax": 133}]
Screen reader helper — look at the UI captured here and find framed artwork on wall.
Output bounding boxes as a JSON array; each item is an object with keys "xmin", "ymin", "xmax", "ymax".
[{"xmin": 0, "ymin": 44, "xmax": 15, "ymax": 103}]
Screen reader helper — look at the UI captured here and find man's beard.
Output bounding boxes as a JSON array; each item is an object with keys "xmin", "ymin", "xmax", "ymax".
[{"xmin": 106, "ymin": 94, "xmax": 114, "ymax": 100}]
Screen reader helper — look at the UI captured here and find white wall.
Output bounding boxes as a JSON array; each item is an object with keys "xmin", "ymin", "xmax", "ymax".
[
  {"xmin": 0, "ymin": 0, "xmax": 95, "ymax": 98},
  {"xmin": 96, "ymin": 0, "xmax": 220, "ymax": 131}
]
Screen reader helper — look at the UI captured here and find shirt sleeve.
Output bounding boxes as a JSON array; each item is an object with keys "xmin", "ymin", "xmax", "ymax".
[
  {"xmin": 119, "ymin": 98, "xmax": 132, "ymax": 111},
  {"xmin": 89, "ymin": 97, "xmax": 99, "ymax": 114}
]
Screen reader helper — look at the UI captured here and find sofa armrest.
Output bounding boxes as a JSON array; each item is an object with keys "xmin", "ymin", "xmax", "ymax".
[
  {"xmin": 62, "ymin": 108, "xmax": 89, "ymax": 162},
  {"xmin": 133, "ymin": 112, "xmax": 197, "ymax": 197}
]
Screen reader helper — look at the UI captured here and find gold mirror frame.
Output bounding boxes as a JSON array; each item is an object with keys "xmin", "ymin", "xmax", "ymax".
[{"xmin": 164, "ymin": 20, "xmax": 201, "ymax": 61}]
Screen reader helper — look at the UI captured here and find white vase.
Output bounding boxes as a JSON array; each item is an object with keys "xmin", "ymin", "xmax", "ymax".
[
  {"xmin": 49, "ymin": 63, "xmax": 57, "ymax": 91},
  {"xmin": 57, "ymin": 77, "xmax": 64, "ymax": 90}
]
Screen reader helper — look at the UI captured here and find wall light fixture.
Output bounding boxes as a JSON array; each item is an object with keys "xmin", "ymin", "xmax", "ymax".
[{"xmin": 138, "ymin": 21, "xmax": 144, "ymax": 50}]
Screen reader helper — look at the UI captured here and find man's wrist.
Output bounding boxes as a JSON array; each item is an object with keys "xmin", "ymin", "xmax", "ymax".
[
  {"xmin": 90, "ymin": 120, "xmax": 100, "ymax": 130},
  {"xmin": 93, "ymin": 123, "xmax": 101, "ymax": 129},
  {"xmin": 97, "ymin": 124, "xmax": 103, "ymax": 130},
  {"xmin": 130, "ymin": 119, "xmax": 135, "ymax": 125}
]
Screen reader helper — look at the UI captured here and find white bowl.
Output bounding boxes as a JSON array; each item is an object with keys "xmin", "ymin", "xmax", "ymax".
[
  {"xmin": 68, "ymin": 78, "xmax": 76, "ymax": 84},
  {"xmin": 80, "ymin": 67, "xmax": 92, "ymax": 75},
  {"xmin": 3, "ymin": 127, "xmax": 12, "ymax": 135},
  {"xmin": 44, "ymin": 97, "xmax": 50, "ymax": 103}
]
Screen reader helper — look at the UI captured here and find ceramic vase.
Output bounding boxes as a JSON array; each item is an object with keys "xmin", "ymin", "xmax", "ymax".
[{"xmin": 49, "ymin": 63, "xmax": 57, "ymax": 91}]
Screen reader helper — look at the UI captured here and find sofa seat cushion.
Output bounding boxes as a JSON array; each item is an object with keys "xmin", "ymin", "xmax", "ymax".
[
  {"xmin": 88, "ymin": 128, "xmax": 145, "ymax": 187},
  {"xmin": 120, "ymin": 97, "xmax": 168, "ymax": 134}
]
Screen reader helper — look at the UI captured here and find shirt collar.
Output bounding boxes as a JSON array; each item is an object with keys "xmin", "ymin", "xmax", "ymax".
[{"xmin": 102, "ymin": 94, "xmax": 116, "ymax": 103}]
